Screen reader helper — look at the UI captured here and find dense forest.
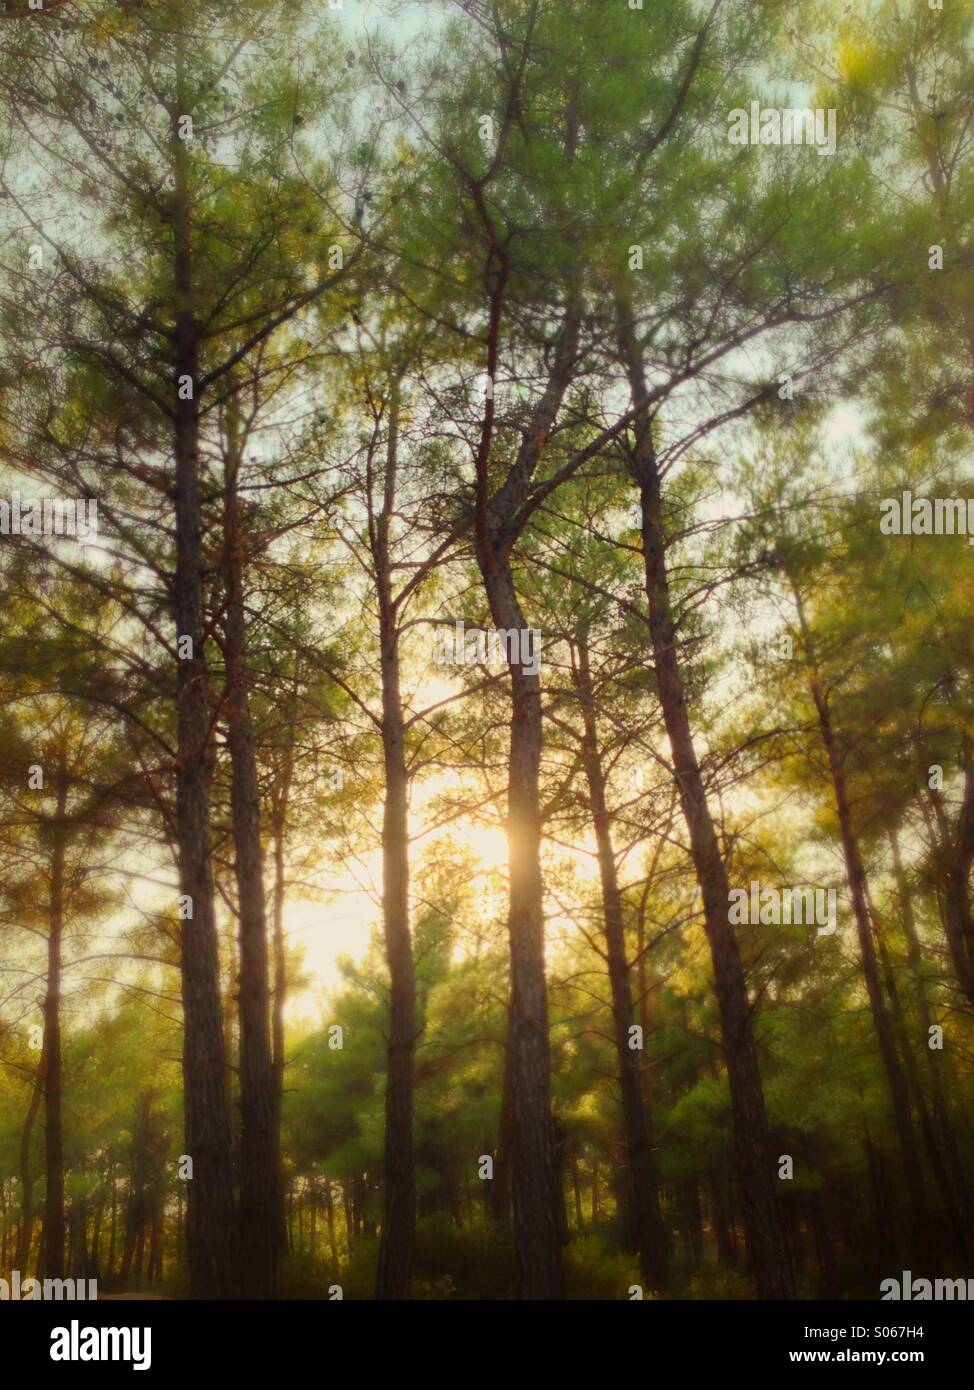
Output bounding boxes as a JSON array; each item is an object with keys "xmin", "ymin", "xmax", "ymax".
[{"xmin": 0, "ymin": 0, "xmax": 972, "ymax": 1302}]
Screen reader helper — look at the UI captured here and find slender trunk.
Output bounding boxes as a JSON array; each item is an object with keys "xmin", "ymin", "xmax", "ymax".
[
  {"xmin": 792, "ymin": 586, "xmax": 930, "ymax": 1252},
  {"xmin": 107, "ymin": 1160, "xmax": 117, "ymax": 1284},
  {"xmin": 90, "ymin": 1191, "xmax": 104, "ymax": 1280},
  {"xmin": 69, "ymin": 1194, "xmax": 87, "ymax": 1278},
  {"xmin": 354, "ymin": 1172, "xmax": 368, "ymax": 1237},
  {"xmin": 341, "ymin": 1181, "xmax": 353, "ymax": 1250},
  {"xmin": 808, "ymin": 1195, "xmax": 836, "ymax": 1297},
  {"xmin": 876, "ymin": 919, "xmax": 961, "ymax": 1255},
  {"xmin": 571, "ymin": 1156, "xmax": 584, "ymax": 1232},
  {"xmin": 863, "ymin": 1126, "xmax": 895, "ymax": 1272},
  {"xmin": 40, "ymin": 760, "xmax": 68, "ymax": 1279},
  {"xmin": 324, "ymin": 1182, "xmax": 338, "ymax": 1270},
  {"xmin": 15, "ymin": 1053, "xmax": 44, "ymax": 1271},
  {"xmin": 222, "ymin": 932, "xmax": 236, "ymax": 1147},
  {"xmin": 889, "ymin": 833, "xmax": 971, "ymax": 1253},
  {"xmin": 171, "ymin": 98, "xmax": 236, "ymax": 1299},
  {"xmin": 680, "ymin": 1178, "xmax": 704, "ymax": 1263},
  {"xmin": 490, "ymin": 1018, "xmax": 514, "ymax": 1223},
  {"xmin": 634, "ymin": 884, "xmax": 664, "ymax": 1217},
  {"xmin": 612, "ymin": 1161, "xmax": 636, "ymax": 1250},
  {"xmin": 374, "ymin": 386, "xmax": 416, "ymax": 1301},
  {"xmin": 134, "ymin": 1221, "xmax": 145, "ymax": 1287},
  {"xmin": 572, "ymin": 636, "xmax": 668, "ymax": 1288},
  {"xmin": 270, "ymin": 786, "xmax": 291, "ymax": 1255},
  {"xmin": 223, "ymin": 395, "xmax": 277, "ymax": 1299},
  {"xmin": 149, "ymin": 1197, "xmax": 163, "ymax": 1285},
  {"xmin": 710, "ymin": 1175, "xmax": 736, "ymax": 1269},
  {"xmin": 552, "ymin": 1119, "xmax": 570, "ymax": 1247},
  {"xmin": 927, "ymin": 743, "xmax": 974, "ymax": 1008},
  {"xmin": 619, "ymin": 305, "xmax": 792, "ymax": 1297}
]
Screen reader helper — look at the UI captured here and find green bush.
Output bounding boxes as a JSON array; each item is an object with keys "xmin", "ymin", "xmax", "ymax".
[
  {"xmin": 683, "ymin": 1262, "xmax": 756, "ymax": 1300},
  {"xmin": 412, "ymin": 1214, "xmax": 515, "ymax": 1299},
  {"xmin": 564, "ymin": 1235, "xmax": 642, "ymax": 1300}
]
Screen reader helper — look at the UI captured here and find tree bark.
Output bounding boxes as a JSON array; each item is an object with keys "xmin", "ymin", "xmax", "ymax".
[
  {"xmin": 927, "ymin": 741, "xmax": 974, "ymax": 1008},
  {"xmin": 572, "ymin": 635, "xmax": 668, "ymax": 1289},
  {"xmin": 469, "ymin": 306, "xmax": 579, "ymax": 1298},
  {"xmin": 481, "ymin": 561, "xmax": 564, "ymax": 1298},
  {"xmin": 875, "ymin": 909, "xmax": 963, "ymax": 1257},
  {"xmin": 792, "ymin": 585, "xmax": 931, "ymax": 1255},
  {"xmin": 618, "ymin": 307, "xmax": 793, "ymax": 1298},
  {"xmin": 373, "ymin": 385, "xmax": 417, "ymax": 1301},
  {"xmin": 40, "ymin": 757, "xmax": 68, "ymax": 1279},
  {"xmin": 270, "ymin": 719, "xmax": 295, "ymax": 1257},
  {"xmin": 15, "ymin": 1052, "xmax": 44, "ymax": 1272},
  {"xmin": 890, "ymin": 832, "xmax": 971, "ymax": 1245},
  {"xmin": 490, "ymin": 1018, "xmax": 514, "ymax": 1223},
  {"xmin": 171, "ymin": 98, "xmax": 236, "ymax": 1299},
  {"xmin": 223, "ymin": 392, "xmax": 278, "ymax": 1299}
]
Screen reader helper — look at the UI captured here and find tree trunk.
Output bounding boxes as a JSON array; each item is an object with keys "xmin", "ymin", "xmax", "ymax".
[
  {"xmin": 680, "ymin": 1178, "xmax": 704, "ymax": 1263},
  {"xmin": 709, "ymin": 1174, "xmax": 736, "ymax": 1269},
  {"xmin": 373, "ymin": 385, "xmax": 417, "ymax": 1301},
  {"xmin": 792, "ymin": 586, "xmax": 930, "ymax": 1255},
  {"xmin": 106, "ymin": 1159, "xmax": 117, "ymax": 1284},
  {"xmin": 571, "ymin": 1156, "xmax": 584, "ymax": 1232},
  {"xmin": 469, "ymin": 308, "xmax": 579, "ymax": 1298},
  {"xmin": 889, "ymin": 832, "xmax": 971, "ymax": 1254},
  {"xmin": 270, "ymin": 769, "xmax": 292, "ymax": 1256},
  {"xmin": 40, "ymin": 759, "xmax": 68, "ymax": 1279},
  {"xmin": 875, "ymin": 914, "xmax": 962, "ymax": 1257},
  {"xmin": 619, "ymin": 308, "xmax": 793, "ymax": 1298},
  {"xmin": 90, "ymin": 1190, "xmax": 104, "ymax": 1280},
  {"xmin": 171, "ymin": 100, "xmax": 236, "ymax": 1299},
  {"xmin": 863, "ymin": 1126, "xmax": 895, "ymax": 1272},
  {"xmin": 341, "ymin": 1180, "xmax": 353, "ymax": 1250},
  {"xmin": 572, "ymin": 635, "xmax": 668, "ymax": 1289},
  {"xmin": 490, "ymin": 1018, "xmax": 514, "ymax": 1223},
  {"xmin": 324, "ymin": 1182, "xmax": 338, "ymax": 1270},
  {"xmin": 223, "ymin": 393, "xmax": 278, "ymax": 1299},
  {"xmin": 927, "ymin": 743, "xmax": 974, "ymax": 1008},
  {"xmin": 481, "ymin": 560, "xmax": 563, "ymax": 1299},
  {"xmin": 15, "ymin": 1052, "xmax": 44, "ymax": 1271}
]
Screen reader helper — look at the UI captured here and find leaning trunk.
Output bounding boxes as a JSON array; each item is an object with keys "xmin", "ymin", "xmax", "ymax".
[
  {"xmin": 793, "ymin": 586, "xmax": 930, "ymax": 1254},
  {"xmin": 618, "ymin": 307, "xmax": 793, "ymax": 1298}
]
